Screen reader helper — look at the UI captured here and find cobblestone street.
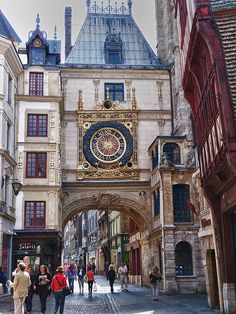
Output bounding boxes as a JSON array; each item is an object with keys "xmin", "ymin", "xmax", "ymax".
[{"xmin": 0, "ymin": 276, "xmax": 220, "ymax": 314}]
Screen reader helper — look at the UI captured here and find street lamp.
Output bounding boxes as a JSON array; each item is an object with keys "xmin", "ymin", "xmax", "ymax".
[
  {"xmin": 11, "ymin": 180, "xmax": 22, "ymax": 196},
  {"xmin": 1, "ymin": 177, "xmax": 22, "ymax": 196}
]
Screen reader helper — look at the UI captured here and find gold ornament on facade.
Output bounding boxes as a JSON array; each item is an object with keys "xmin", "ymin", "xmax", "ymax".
[
  {"xmin": 78, "ymin": 90, "xmax": 83, "ymax": 110},
  {"xmin": 76, "ymin": 167, "xmax": 139, "ymax": 180},
  {"xmin": 132, "ymin": 88, "xmax": 137, "ymax": 110}
]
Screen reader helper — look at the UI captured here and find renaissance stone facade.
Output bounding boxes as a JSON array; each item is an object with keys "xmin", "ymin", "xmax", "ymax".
[
  {"xmin": 0, "ymin": 11, "xmax": 22, "ymax": 279},
  {"xmin": 3, "ymin": 0, "xmax": 208, "ymax": 295}
]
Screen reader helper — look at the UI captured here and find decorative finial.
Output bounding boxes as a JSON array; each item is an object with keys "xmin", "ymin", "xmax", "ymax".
[
  {"xmin": 128, "ymin": 0, "xmax": 132, "ymax": 15},
  {"xmin": 86, "ymin": 0, "xmax": 91, "ymax": 13},
  {"xmin": 36, "ymin": 14, "xmax": 40, "ymax": 30},
  {"xmin": 54, "ymin": 25, "xmax": 57, "ymax": 40}
]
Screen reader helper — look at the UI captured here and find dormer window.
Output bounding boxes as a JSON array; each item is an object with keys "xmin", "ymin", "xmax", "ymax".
[
  {"xmin": 104, "ymin": 29, "xmax": 123, "ymax": 64},
  {"xmin": 31, "ymin": 48, "xmax": 44, "ymax": 65}
]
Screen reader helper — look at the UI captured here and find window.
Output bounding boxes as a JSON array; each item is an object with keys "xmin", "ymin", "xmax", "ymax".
[
  {"xmin": 6, "ymin": 122, "xmax": 11, "ymax": 153},
  {"xmin": 25, "ymin": 201, "xmax": 45, "ymax": 228},
  {"xmin": 163, "ymin": 143, "xmax": 181, "ymax": 164},
  {"xmin": 8, "ymin": 74, "xmax": 12, "ymax": 104},
  {"xmin": 105, "ymin": 83, "xmax": 124, "ymax": 101},
  {"xmin": 29, "ymin": 72, "xmax": 43, "ymax": 96},
  {"xmin": 104, "ymin": 32, "xmax": 123, "ymax": 64},
  {"xmin": 173, "ymin": 184, "xmax": 192, "ymax": 223},
  {"xmin": 152, "ymin": 146, "xmax": 158, "ymax": 170},
  {"xmin": 31, "ymin": 49, "xmax": 44, "ymax": 65},
  {"xmin": 26, "ymin": 152, "xmax": 46, "ymax": 178},
  {"xmin": 153, "ymin": 188, "xmax": 160, "ymax": 216},
  {"xmin": 27, "ymin": 114, "xmax": 48, "ymax": 136},
  {"xmin": 108, "ymin": 52, "xmax": 120, "ymax": 64},
  {"xmin": 175, "ymin": 241, "xmax": 193, "ymax": 276}
]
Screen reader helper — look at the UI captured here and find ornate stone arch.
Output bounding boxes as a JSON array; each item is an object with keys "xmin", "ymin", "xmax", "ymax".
[{"xmin": 61, "ymin": 190, "xmax": 152, "ymax": 234}]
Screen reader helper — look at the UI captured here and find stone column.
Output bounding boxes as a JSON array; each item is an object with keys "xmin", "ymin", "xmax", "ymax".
[
  {"xmin": 163, "ymin": 228, "xmax": 178, "ymax": 294},
  {"xmin": 140, "ymin": 238, "xmax": 151, "ymax": 286}
]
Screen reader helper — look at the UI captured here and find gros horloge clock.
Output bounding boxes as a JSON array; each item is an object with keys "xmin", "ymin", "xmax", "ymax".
[{"xmin": 83, "ymin": 121, "xmax": 133, "ymax": 168}]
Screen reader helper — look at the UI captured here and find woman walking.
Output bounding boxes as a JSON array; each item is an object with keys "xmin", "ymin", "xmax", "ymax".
[
  {"xmin": 107, "ymin": 264, "xmax": 116, "ymax": 293},
  {"xmin": 51, "ymin": 266, "xmax": 67, "ymax": 314},
  {"xmin": 77, "ymin": 264, "xmax": 85, "ymax": 294},
  {"xmin": 86, "ymin": 265, "xmax": 95, "ymax": 297},
  {"xmin": 149, "ymin": 266, "xmax": 162, "ymax": 301},
  {"xmin": 12, "ymin": 262, "xmax": 31, "ymax": 314},
  {"xmin": 35, "ymin": 265, "xmax": 51, "ymax": 314},
  {"xmin": 66, "ymin": 261, "xmax": 76, "ymax": 294}
]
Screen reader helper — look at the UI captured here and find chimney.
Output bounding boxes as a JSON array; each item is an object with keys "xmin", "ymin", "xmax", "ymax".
[{"xmin": 65, "ymin": 6, "xmax": 72, "ymax": 59}]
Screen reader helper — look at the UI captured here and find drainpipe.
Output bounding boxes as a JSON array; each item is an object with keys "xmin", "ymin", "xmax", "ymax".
[{"xmin": 168, "ymin": 69, "xmax": 174, "ymax": 135}]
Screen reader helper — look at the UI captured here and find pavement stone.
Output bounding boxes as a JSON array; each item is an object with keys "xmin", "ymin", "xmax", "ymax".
[{"xmin": 0, "ymin": 276, "xmax": 221, "ymax": 314}]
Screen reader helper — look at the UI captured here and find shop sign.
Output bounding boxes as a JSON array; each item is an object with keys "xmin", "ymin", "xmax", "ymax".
[{"xmin": 15, "ymin": 242, "xmax": 40, "ymax": 254}]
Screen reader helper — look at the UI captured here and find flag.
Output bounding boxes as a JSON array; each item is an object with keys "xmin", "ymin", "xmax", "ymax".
[{"xmin": 187, "ymin": 200, "xmax": 198, "ymax": 216}]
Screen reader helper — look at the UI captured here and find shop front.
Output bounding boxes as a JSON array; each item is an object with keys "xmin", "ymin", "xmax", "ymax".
[{"xmin": 13, "ymin": 230, "xmax": 62, "ymax": 275}]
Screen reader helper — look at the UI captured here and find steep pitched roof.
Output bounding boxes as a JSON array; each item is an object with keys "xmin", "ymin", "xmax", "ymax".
[
  {"xmin": 65, "ymin": 2, "xmax": 167, "ymax": 69},
  {"xmin": 210, "ymin": 1, "xmax": 236, "ymax": 113},
  {"xmin": 210, "ymin": 0, "xmax": 236, "ymax": 11},
  {"xmin": 0, "ymin": 10, "xmax": 21, "ymax": 43}
]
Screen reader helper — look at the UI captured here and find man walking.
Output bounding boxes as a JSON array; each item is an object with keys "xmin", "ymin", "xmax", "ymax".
[
  {"xmin": 23, "ymin": 256, "xmax": 35, "ymax": 314},
  {"xmin": 12, "ymin": 262, "xmax": 31, "ymax": 314},
  {"xmin": 118, "ymin": 262, "xmax": 128, "ymax": 291}
]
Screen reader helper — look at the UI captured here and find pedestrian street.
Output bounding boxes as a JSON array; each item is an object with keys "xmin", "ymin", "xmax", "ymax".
[{"xmin": 0, "ymin": 275, "xmax": 220, "ymax": 314}]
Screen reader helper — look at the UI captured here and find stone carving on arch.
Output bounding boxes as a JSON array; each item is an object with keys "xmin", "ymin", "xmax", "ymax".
[{"xmin": 62, "ymin": 191, "xmax": 152, "ymax": 233}]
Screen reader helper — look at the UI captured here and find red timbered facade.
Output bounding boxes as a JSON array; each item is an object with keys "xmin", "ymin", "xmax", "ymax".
[{"xmin": 175, "ymin": 0, "xmax": 236, "ymax": 312}]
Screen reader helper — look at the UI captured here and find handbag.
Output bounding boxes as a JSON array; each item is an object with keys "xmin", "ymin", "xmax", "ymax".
[
  {"xmin": 63, "ymin": 286, "xmax": 71, "ymax": 296},
  {"xmin": 55, "ymin": 276, "xmax": 71, "ymax": 296},
  {"xmin": 93, "ymin": 282, "xmax": 97, "ymax": 292}
]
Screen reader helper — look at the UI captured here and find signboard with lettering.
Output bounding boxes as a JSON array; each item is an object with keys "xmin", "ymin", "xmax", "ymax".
[{"xmin": 14, "ymin": 242, "xmax": 40, "ymax": 254}]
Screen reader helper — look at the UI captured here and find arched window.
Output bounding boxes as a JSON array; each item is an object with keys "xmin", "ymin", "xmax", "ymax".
[
  {"xmin": 153, "ymin": 188, "xmax": 160, "ymax": 216},
  {"xmin": 163, "ymin": 143, "xmax": 181, "ymax": 164},
  {"xmin": 173, "ymin": 184, "xmax": 191, "ymax": 223},
  {"xmin": 175, "ymin": 241, "xmax": 193, "ymax": 276}
]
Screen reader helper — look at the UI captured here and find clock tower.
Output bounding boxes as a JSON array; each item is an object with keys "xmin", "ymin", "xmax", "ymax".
[{"xmin": 78, "ymin": 96, "xmax": 138, "ymax": 179}]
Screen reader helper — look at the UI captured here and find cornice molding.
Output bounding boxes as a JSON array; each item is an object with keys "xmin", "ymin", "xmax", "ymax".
[
  {"xmin": 0, "ymin": 37, "xmax": 23, "ymax": 76},
  {"xmin": 15, "ymin": 95, "xmax": 63, "ymax": 103}
]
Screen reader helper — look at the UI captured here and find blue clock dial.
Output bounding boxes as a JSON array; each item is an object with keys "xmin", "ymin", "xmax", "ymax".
[{"xmin": 83, "ymin": 121, "xmax": 133, "ymax": 168}]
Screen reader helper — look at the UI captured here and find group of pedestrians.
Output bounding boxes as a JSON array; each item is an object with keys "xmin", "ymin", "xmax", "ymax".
[
  {"xmin": 7, "ymin": 256, "xmax": 162, "ymax": 313},
  {"xmin": 9, "ymin": 257, "xmax": 70, "ymax": 314}
]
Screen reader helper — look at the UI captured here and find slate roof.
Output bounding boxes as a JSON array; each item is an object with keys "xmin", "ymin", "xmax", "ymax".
[
  {"xmin": 0, "ymin": 10, "xmax": 21, "ymax": 43},
  {"xmin": 210, "ymin": 2, "xmax": 236, "ymax": 111},
  {"xmin": 210, "ymin": 0, "xmax": 236, "ymax": 11},
  {"xmin": 65, "ymin": 2, "xmax": 167, "ymax": 69}
]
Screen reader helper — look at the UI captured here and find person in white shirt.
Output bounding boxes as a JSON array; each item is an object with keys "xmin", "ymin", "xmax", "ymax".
[{"xmin": 118, "ymin": 262, "xmax": 128, "ymax": 291}]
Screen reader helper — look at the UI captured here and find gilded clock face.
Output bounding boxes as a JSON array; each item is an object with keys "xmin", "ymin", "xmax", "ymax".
[
  {"xmin": 83, "ymin": 121, "xmax": 133, "ymax": 168},
  {"xmin": 33, "ymin": 38, "xmax": 42, "ymax": 47},
  {"xmin": 91, "ymin": 128, "xmax": 126, "ymax": 162}
]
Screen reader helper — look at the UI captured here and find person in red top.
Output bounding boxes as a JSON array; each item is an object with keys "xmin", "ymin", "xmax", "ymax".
[
  {"xmin": 86, "ymin": 266, "xmax": 95, "ymax": 296},
  {"xmin": 50, "ymin": 266, "xmax": 67, "ymax": 314}
]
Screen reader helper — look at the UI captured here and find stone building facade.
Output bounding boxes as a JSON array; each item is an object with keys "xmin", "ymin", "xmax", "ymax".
[
  {"xmin": 0, "ymin": 11, "xmax": 22, "ymax": 279},
  {"xmin": 155, "ymin": 0, "xmax": 236, "ymax": 312},
  {"xmin": 4, "ymin": 0, "xmax": 210, "ymax": 296},
  {"xmin": 14, "ymin": 16, "xmax": 63, "ymax": 273},
  {"xmin": 60, "ymin": 0, "xmax": 205, "ymax": 292}
]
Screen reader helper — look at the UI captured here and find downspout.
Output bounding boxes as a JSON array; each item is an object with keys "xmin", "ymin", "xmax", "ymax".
[{"xmin": 168, "ymin": 69, "xmax": 174, "ymax": 135}]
